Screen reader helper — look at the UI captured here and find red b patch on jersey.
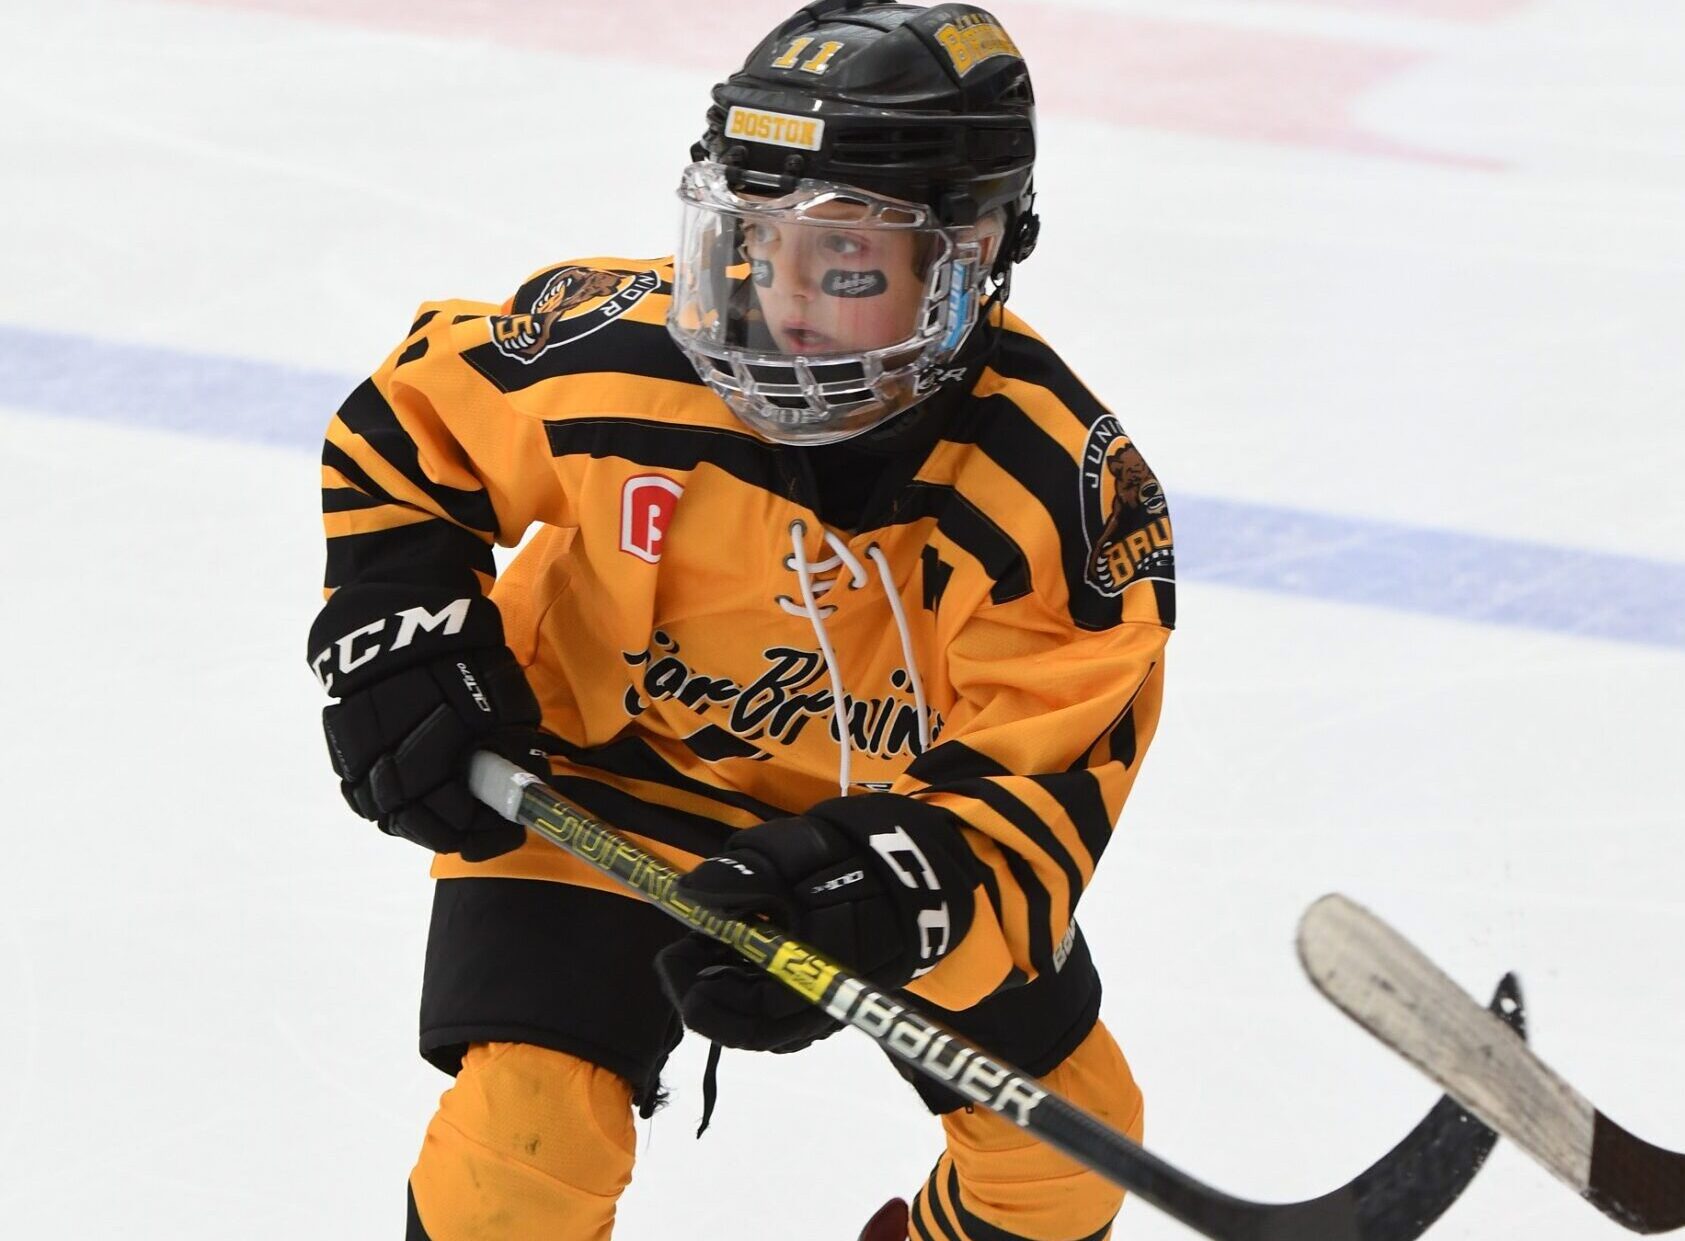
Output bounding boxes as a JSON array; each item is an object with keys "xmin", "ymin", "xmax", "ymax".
[{"xmin": 620, "ymin": 475, "xmax": 683, "ymax": 563}]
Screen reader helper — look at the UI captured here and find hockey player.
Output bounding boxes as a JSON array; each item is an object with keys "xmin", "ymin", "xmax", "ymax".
[{"xmin": 308, "ymin": 3, "xmax": 1174, "ymax": 1238}]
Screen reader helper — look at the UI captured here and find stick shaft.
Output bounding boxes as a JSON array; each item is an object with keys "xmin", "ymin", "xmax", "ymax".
[{"xmin": 467, "ymin": 753, "xmax": 1261, "ymax": 1236}]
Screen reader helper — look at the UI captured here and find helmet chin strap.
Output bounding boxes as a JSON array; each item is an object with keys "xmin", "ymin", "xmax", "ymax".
[
  {"xmin": 969, "ymin": 192, "xmax": 1036, "ymax": 362},
  {"xmin": 977, "ymin": 249, "xmax": 1016, "ymax": 332}
]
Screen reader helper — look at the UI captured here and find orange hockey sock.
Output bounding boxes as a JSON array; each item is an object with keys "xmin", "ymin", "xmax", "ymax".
[
  {"xmin": 910, "ymin": 1020, "xmax": 1143, "ymax": 1241},
  {"xmin": 408, "ymin": 1042, "xmax": 636, "ymax": 1241}
]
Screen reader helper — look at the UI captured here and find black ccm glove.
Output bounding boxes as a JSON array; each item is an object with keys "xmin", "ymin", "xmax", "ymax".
[
  {"xmin": 308, "ymin": 587, "xmax": 549, "ymax": 860},
  {"xmin": 654, "ymin": 794, "xmax": 979, "ymax": 1053}
]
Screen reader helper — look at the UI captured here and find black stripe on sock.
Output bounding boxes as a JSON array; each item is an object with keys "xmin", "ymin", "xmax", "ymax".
[
  {"xmin": 946, "ymin": 1162, "xmax": 1116, "ymax": 1241},
  {"xmin": 405, "ymin": 1182, "xmax": 433, "ymax": 1240},
  {"xmin": 919, "ymin": 1163, "xmax": 966, "ymax": 1241}
]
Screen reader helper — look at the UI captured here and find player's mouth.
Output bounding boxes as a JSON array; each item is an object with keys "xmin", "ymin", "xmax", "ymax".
[{"xmin": 779, "ymin": 325, "xmax": 836, "ymax": 353}]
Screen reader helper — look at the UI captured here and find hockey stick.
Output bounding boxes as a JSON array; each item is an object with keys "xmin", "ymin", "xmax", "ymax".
[
  {"xmin": 471, "ymin": 753, "xmax": 1520, "ymax": 1241},
  {"xmin": 1299, "ymin": 894, "xmax": 1685, "ymax": 1234}
]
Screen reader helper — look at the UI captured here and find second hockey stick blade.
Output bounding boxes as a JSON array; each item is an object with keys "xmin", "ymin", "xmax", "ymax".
[
  {"xmin": 1299, "ymin": 893, "xmax": 1685, "ymax": 1234},
  {"xmin": 1146, "ymin": 972, "xmax": 1522, "ymax": 1241},
  {"xmin": 470, "ymin": 753, "xmax": 1519, "ymax": 1241}
]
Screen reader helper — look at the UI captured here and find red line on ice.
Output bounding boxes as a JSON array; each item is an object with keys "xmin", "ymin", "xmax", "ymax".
[
  {"xmin": 1290, "ymin": 0, "xmax": 1531, "ymax": 20},
  {"xmin": 181, "ymin": 0, "xmax": 1507, "ymax": 168}
]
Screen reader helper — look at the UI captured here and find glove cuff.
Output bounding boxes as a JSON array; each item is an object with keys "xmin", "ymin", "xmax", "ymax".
[
  {"xmin": 806, "ymin": 793, "xmax": 979, "ymax": 980},
  {"xmin": 308, "ymin": 586, "xmax": 507, "ymax": 698}
]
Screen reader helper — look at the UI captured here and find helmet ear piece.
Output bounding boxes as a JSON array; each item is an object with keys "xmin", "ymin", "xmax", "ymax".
[
  {"xmin": 979, "ymin": 206, "xmax": 1037, "ymax": 284},
  {"xmin": 1011, "ymin": 208, "xmax": 1040, "ymax": 264}
]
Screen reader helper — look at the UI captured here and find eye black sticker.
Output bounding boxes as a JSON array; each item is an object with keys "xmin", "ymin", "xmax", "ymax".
[
  {"xmin": 823, "ymin": 269, "xmax": 888, "ymax": 298},
  {"xmin": 751, "ymin": 258, "xmax": 775, "ymax": 287}
]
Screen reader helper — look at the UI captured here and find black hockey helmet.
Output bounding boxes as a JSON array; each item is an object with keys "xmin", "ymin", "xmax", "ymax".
[
  {"xmin": 668, "ymin": 2, "xmax": 1040, "ymax": 445},
  {"xmin": 694, "ymin": 0, "xmax": 1040, "ymax": 264}
]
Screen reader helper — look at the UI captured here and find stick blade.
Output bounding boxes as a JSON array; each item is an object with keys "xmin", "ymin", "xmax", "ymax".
[
  {"xmin": 1295, "ymin": 894, "xmax": 1685, "ymax": 1234},
  {"xmin": 1316, "ymin": 972, "xmax": 1524, "ymax": 1241},
  {"xmin": 1297, "ymin": 895, "xmax": 1596, "ymax": 1193}
]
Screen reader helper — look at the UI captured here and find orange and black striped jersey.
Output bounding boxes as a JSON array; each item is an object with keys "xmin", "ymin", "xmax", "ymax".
[{"xmin": 317, "ymin": 255, "xmax": 1174, "ymax": 1012}]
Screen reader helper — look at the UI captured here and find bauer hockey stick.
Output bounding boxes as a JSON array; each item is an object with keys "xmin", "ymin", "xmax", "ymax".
[
  {"xmin": 471, "ymin": 752, "xmax": 1522, "ymax": 1241},
  {"xmin": 1300, "ymin": 894, "xmax": 1685, "ymax": 1234}
]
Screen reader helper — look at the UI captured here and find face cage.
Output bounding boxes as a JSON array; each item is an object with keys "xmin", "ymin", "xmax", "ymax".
[{"xmin": 667, "ymin": 166, "xmax": 992, "ymax": 446}]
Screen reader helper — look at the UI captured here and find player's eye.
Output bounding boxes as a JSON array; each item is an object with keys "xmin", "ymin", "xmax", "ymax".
[
  {"xmin": 822, "ymin": 232, "xmax": 866, "ymax": 258},
  {"xmin": 740, "ymin": 221, "xmax": 778, "ymax": 252}
]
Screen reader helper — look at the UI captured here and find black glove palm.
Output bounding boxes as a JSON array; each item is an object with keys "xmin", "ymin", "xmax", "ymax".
[{"xmin": 654, "ymin": 795, "xmax": 978, "ymax": 1053}]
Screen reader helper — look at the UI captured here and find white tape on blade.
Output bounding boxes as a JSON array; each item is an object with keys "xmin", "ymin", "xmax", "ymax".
[{"xmin": 1297, "ymin": 893, "xmax": 1596, "ymax": 1195}]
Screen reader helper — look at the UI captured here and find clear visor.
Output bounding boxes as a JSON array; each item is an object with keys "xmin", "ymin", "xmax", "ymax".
[{"xmin": 671, "ymin": 162, "xmax": 953, "ymax": 363}]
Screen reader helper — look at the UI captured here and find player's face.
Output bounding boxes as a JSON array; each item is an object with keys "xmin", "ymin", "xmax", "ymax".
[{"xmin": 740, "ymin": 199, "xmax": 930, "ymax": 356}]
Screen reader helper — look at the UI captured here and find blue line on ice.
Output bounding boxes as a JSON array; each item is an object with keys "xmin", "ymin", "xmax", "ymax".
[
  {"xmin": 0, "ymin": 324, "xmax": 349, "ymax": 451},
  {"xmin": 3, "ymin": 323, "xmax": 1680, "ymax": 650}
]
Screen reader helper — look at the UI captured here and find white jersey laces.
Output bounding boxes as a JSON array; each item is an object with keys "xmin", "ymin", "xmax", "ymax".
[{"xmin": 779, "ymin": 520, "xmax": 930, "ymax": 797}]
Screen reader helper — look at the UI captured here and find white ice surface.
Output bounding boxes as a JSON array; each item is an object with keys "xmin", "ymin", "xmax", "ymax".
[{"xmin": 0, "ymin": 1, "xmax": 1681, "ymax": 1237}]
